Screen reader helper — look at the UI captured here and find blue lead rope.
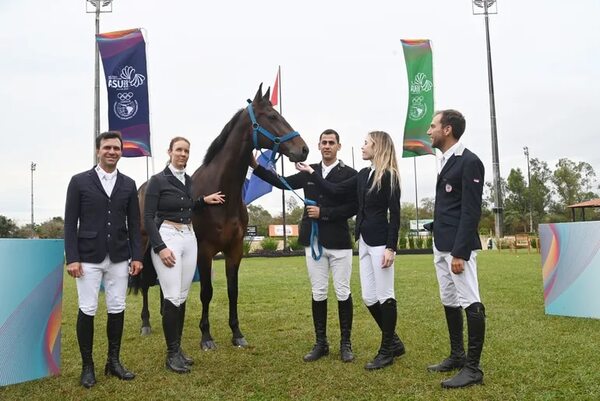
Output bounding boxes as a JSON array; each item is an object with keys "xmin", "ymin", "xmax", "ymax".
[
  {"xmin": 304, "ymin": 198, "xmax": 323, "ymax": 261},
  {"xmin": 268, "ymin": 162, "xmax": 322, "ymax": 261}
]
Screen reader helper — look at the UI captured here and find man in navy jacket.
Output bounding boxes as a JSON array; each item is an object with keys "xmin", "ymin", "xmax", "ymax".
[
  {"xmin": 425, "ymin": 110, "xmax": 486, "ymax": 389},
  {"xmin": 251, "ymin": 129, "xmax": 358, "ymax": 363},
  {"xmin": 64, "ymin": 131, "xmax": 142, "ymax": 388}
]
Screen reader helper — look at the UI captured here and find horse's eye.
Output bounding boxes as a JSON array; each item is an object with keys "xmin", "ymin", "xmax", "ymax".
[{"xmin": 267, "ymin": 114, "xmax": 278, "ymax": 121}]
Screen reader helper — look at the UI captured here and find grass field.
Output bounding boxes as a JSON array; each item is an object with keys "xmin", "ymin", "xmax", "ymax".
[{"xmin": 2, "ymin": 251, "xmax": 600, "ymax": 400}]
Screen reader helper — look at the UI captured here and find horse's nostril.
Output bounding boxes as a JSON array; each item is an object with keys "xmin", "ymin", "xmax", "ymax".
[{"xmin": 302, "ymin": 146, "xmax": 309, "ymax": 156}]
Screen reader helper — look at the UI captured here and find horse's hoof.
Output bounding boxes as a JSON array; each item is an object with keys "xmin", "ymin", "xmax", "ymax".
[
  {"xmin": 232, "ymin": 337, "xmax": 248, "ymax": 348},
  {"xmin": 140, "ymin": 326, "xmax": 152, "ymax": 336},
  {"xmin": 201, "ymin": 340, "xmax": 217, "ymax": 351}
]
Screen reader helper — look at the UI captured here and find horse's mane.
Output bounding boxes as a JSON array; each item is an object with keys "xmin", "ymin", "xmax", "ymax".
[{"xmin": 202, "ymin": 109, "xmax": 244, "ymax": 165}]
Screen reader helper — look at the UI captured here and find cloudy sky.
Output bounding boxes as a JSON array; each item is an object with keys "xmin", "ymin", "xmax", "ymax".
[{"xmin": 1, "ymin": 0, "xmax": 598, "ymax": 225}]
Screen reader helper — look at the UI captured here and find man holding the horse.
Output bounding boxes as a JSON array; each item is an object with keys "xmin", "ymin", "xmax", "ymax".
[
  {"xmin": 251, "ymin": 128, "xmax": 358, "ymax": 363},
  {"xmin": 64, "ymin": 131, "xmax": 142, "ymax": 388}
]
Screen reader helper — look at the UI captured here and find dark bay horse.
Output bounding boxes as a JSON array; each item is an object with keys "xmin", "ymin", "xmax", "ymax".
[{"xmin": 134, "ymin": 85, "xmax": 308, "ymax": 350}]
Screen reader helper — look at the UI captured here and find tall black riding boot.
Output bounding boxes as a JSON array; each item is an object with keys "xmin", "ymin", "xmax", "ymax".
[
  {"xmin": 442, "ymin": 303, "xmax": 485, "ymax": 388},
  {"xmin": 365, "ymin": 298, "xmax": 398, "ymax": 370},
  {"xmin": 303, "ymin": 299, "xmax": 329, "ymax": 362},
  {"xmin": 367, "ymin": 302, "xmax": 405, "ymax": 357},
  {"xmin": 177, "ymin": 301, "xmax": 194, "ymax": 366},
  {"xmin": 427, "ymin": 306, "xmax": 466, "ymax": 372},
  {"xmin": 163, "ymin": 300, "xmax": 190, "ymax": 373},
  {"xmin": 77, "ymin": 310, "xmax": 96, "ymax": 388},
  {"xmin": 105, "ymin": 311, "xmax": 135, "ymax": 380},
  {"xmin": 338, "ymin": 295, "xmax": 354, "ymax": 362}
]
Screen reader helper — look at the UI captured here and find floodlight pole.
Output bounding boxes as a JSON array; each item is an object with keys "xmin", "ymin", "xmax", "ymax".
[
  {"xmin": 87, "ymin": 0, "xmax": 113, "ymax": 165},
  {"xmin": 473, "ymin": 0, "xmax": 503, "ymax": 238},
  {"xmin": 94, "ymin": 3, "xmax": 100, "ymax": 157}
]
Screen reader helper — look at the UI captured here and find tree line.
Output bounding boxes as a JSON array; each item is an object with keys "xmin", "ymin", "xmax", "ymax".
[
  {"xmin": 402, "ymin": 157, "xmax": 599, "ymax": 236},
  {"xmin": 0, "ymin": 216, "xmax": 64, "ymax": 239},
  {"xmin": 481, "ymin": 157, "xmax": 599, "ymax": 234},
  {"xmin": 1, "ymin": 157, "xmax": 597, "ymax": 239}
]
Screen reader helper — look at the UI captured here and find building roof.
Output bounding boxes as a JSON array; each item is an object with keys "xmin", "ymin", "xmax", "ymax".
[{"xmin": 567, "ymin": 198, "xmax": 600, "ymax": 209}]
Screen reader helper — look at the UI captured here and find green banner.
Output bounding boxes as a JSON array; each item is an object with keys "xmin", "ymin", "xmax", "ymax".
[{"xmin": 401, "ymin": 39, "xmax": 434, "ymax": 158}]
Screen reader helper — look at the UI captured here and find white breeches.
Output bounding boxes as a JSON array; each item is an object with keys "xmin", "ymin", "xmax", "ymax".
[
  {"xmin": 358, "ymin": 236, "xmax": 395, "ymax": 306},
  {"xmin": 433, "ymin": 245, "xmax": 481, "ymax": 308},
  {"xmin": 77, "ymin": 255, "xmax": 129, "ymax": 316},
  {"xmin": 304, "ymin": 246, "xmax": 353, "ymax": 302},
  {"xmin": 151, "ymin": 224, "xmax": 198, "ymax": 307}
]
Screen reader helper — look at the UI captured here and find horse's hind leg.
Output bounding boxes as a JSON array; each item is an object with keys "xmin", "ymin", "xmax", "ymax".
[
  {"xmin": 198, "ymin": 253, "xmax": 217, "ymax": 350},
  {"xmin": 140, "ymin": 286, "xmax": 151, "ymax": 336},
  {"xmin": 226, "ymin": 251, "xmax": 247, "ymax": 348}
]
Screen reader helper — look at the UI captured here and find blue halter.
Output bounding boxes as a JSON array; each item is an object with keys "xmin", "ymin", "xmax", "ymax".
[
  {"xmin": 246, "ymin": 101, "xmax": 321, "ymax": 260},
  {"xmin": 246, "ymin": 101, "xmax": 300, "ymax": 164}
]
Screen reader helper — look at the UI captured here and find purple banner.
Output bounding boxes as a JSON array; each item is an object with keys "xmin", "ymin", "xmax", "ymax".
[{"xmin": 97, "ymin": 29, "xmax": 151, "ymax": 157}]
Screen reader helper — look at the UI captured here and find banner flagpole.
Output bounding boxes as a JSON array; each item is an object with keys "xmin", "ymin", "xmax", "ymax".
[
  {"xmin": 413, "ymin": 157, "xmax": 419, "ymax": 238},
  {"xmin": 277, "ymin": 66, "xmax": 288, "ymax": 251},
  {"xmin": 141, "ymin": 28, "xmax": 155, "ymax": 176}
]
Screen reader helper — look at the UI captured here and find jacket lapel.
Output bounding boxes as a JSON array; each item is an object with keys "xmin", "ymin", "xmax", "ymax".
[
  {"xmin": 164, "ymin": 166, "xmax": 188, "ymax": 193},
  {"xmin": 438, "ymin": 155, "xmax": 458, "ymax": 181},
  {"xmin": 111, "ymin": 172, "xmax": 124, "ymax": 198},
  {"xmin": 437, "ymin": 143, "xmax": 465, "ymax": 185},
  {"xmin": 359, "ymin": 168, "xmax": 370, "ymax": 199},
  {"xmin": 89, "ymin": 167, "xmax": 109, "ymax": 198},
  {"xmin": 184, "ymin": 174, "xmax": 192, "ymax": 195},
  {"xmin": 313, "ymin": 163, "xmax": 323, "ymax": 179}
]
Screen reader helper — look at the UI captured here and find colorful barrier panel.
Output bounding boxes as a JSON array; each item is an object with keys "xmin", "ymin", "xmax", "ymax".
[
  {"xmin": 539, "ymin": 222, "xmax": 600, "ymax": 319},
  {"xmin": 0, "ymin": 239, "xmax": 64, "ymax": 386}
]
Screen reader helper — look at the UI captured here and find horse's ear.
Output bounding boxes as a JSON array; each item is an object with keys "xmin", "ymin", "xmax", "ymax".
[
  {"xmin": 264, "ymin": 87, "xmax": 271, "ymax": 103},
  {"xmin": 253, "ymin": 83, "xmax": 263, "ymax": 103}
]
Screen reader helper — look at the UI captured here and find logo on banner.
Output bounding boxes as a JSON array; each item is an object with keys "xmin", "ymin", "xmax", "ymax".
[
  {"xmin": 408, "ymin": 72, "xmax": 432, "ymax": 121},
  {"xmin": 108, "ymin": 66, "xmax": 145, "ymax": 120},
  {"xmin": 114, "ymin": 92, "xmax": 138, "ymax": 120},
  {"xmin": 409, "ymin": 96, "xmax": 427, "ymax": 121}
]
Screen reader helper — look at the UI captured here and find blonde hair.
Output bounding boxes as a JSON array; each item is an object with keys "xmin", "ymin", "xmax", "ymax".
[{"xmin": 367, "ymin": 131, "xmax": 400, "ymax": 194}]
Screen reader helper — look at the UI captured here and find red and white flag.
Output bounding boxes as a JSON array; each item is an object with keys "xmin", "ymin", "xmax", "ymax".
[{"xmin": 270, "ymin": 68, "xmax": 279, "ymax": 106}]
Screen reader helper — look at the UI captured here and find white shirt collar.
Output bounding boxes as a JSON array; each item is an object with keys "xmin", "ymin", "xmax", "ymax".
[
  {"xmin": 321, "ymin": 159, "xmax": 339, "ymax": 178},
  {"xmin": 168, "ymin": 164, "xmax": 185, "ymax": 173},
  {"xmin": 168, "ymin": 164, "xmax": 186, "ymax": 183},
  {"xmin": 440, "ymin": 142, "xmax": 464, "ymax": 169},
  {"xmin": 95, "ymin": 165, "xmax": 117, "ymax": 181}
]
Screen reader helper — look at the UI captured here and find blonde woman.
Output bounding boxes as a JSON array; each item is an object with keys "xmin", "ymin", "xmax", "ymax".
[{"xmin": 296, "ymin": 131, "xmax": 404, "ymax": 370}]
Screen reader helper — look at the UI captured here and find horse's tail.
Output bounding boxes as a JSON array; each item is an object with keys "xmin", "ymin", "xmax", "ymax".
[{"xmin": 128, "ymin": 247, "xmax": 158, "ymax": 294}]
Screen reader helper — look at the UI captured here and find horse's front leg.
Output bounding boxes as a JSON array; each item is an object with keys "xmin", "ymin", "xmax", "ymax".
[
  {"xmin": 140, "ymin": 286, "xmax": 152, "ymax": 336},
  {"xmin": 198, "ymin": 255, "xmax": 216, "ymax": 350},
  {"xmin": 226, "ymin": 251, "xmax": 248, "ymax": 348}
]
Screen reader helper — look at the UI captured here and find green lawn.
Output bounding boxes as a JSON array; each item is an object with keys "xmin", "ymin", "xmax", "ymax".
[{"xmin": 2, "ymin": 252, "xmax": 600, "ymax": 400}]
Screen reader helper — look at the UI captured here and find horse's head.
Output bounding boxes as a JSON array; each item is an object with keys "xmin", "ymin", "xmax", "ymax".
[{"xmin": 247, "ymin": 84, "xmax": 308, "ymax": 162}]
